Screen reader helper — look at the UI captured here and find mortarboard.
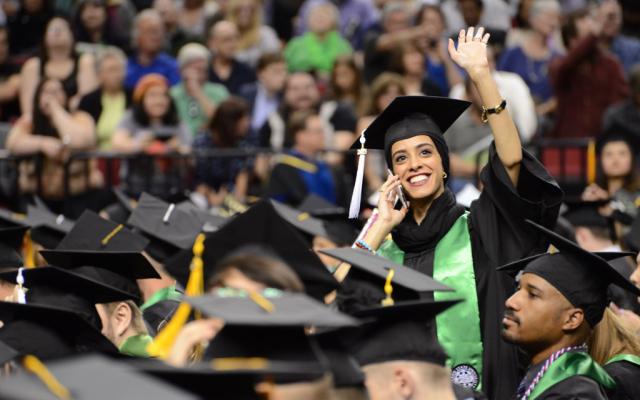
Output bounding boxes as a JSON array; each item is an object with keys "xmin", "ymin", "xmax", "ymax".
[
  {"xmin": 347, "ymin": 96, "xmax": 470, "ymax": 218},
  {"xmin": 0, "ymin": 354, "xmax": 199, "ymax": 400},
  {"xmin": 347, "ymin": 299, "xmax": 461, "ymax": 367},
  {"xmin": 25, "ymin": 204, "xmax": 74, "ymax": 249},
  {"xmin": 0, "ymin": 226, "xmax": 28, "ymax": 269},
  {"xmin": 312, "ymin": 328, "xmax": 365, "ymax": 388},
  {"xmin": 299, "ymin": 194, "xmax": 346, "ymax": 218},
  {"xmin": 497, "ymin": 219, "xmax": 640, "ymax": 327},
  {"xmin": 0, "ymin": 208, "xmax": 29, "ymax": 229},
  {"xmin": 165, "ymin": 201, "xmax": 339, "ymax": 301},
  {"xmin": 0, "ymin": 339, "xmax": 18, "ymax": 365},
  {"xmin": 562, "ymin": 200, "xmax": 611, "ymax": 229},
  {"xmin": 127, "ymin": 193, "xmax": 204, "ymax": 263},
  {"xmin": 321, "ymin": 247, "xmax": 453, "ymax": 311},
  {"xmin": 176, "ymin": 200, "xmax": 230, "ymax": 233}
]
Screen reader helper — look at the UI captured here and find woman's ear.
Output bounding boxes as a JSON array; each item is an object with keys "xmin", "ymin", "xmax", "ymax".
[{"xmin": 113, "ymin": 302, "xmax": 133, "ymax": 338}]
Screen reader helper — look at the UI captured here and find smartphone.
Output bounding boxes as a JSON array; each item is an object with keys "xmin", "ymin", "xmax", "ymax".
[{"xmin": 387, "ymin": 169, "xmax": 408, "ymax": 209}]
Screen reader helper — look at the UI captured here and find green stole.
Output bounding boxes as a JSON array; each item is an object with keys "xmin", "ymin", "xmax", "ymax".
[
  {"xmin": 377, "ymin": 212, "xmax": 484, "ymax": 389},
  {"xmin": 606, "ymin": 354, "xmax": 640, "ymax": 367},
  {"xmin": 119, "ymin": 334, "xmax": 153, "ymax": 358},
  {"xmin": 529, "ymin": 352, "xmax": 615, "ymax": 400},
  {"xmin": 140, "ymin": 285, "xmax": 183, "ymax": 312}
]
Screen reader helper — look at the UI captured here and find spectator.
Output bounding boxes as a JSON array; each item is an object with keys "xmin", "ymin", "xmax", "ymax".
[
  {"xmin": 207, "ymin": 20, "xmax": 256, "ymax": 95},
  {"xmin": 73, "ymin": 0, "xmax": 129, "ymax": 56},
  {"xmin": 6, "ymin": 0, "xmax": 54, "ymax": 58},
  {"xmin": 266, "ymin": 109, "xmax": 347, "ymax": 206},
  {"xmin": 326, "ymin": 55, "xmax": 364, "ymax": 115},
  {"xmin": 170, "ymin": 43, "xmax": 230, "ymax": 137},
  {"xmin": 363, "ymin": 2, "xmax": 426, "ymax": 84},
  {"xmin": 125, "ymin": 9, "xmax": 180, "ymax": 89},
  {"xmin": 177, "ymin": 0, "xmax": 217, "ymax": 40},
  {"xmin": 582, "ymin": 134, "xmax": 640, "ymax": 227},
  {"xmin": 19, "ymin": 16, "xmax": 97, "ymax": 118},
  {"xmin": 0, "ymin": 26, "xmax": 21, "ymax": 122},
  {"xmin": 238, "ymin": 52, "xmax": 287, "ymax": 137},
  {"xmin": 295, "ymin": 0, "xmax": 378, "ymax": 50},
  {"xmin": 284, "ymin": 2, "xmax": 351, "ymax": 76},
  {"xmin": 603, "ymin": 65, "xmax": 640, "ymax": 143},
  {"xmin": 258, "ymin": 71, "xmax": 356, "ymax": 150},
  {"xmin": 450, "ymin": 45, "xmax": 537, "ymax": 143},
  {"xmin": 550, "ymin": 8, "xmax": 628, "ymax": 138},
  {"xmin": 390, "ymin": 40, "xmax": 442, "ymax": 96},
  {"xmin": 112, "ymin": 73, "xmax": 190, "ymax": 154},
  {"xmin": 441, "ymin": 0, "xmax": 511, "ymax": 36},
  {"xmin": 78, "ymin": 47, "xmax": 130, "ymax": 150},
  {"xmin": 6, "ymin": 78, "xmax": 101, "ymax": 206},
  {"xmin": 415, "ymin": 4, "xmax": 463, "ymax": 94},
  {"xmin": 498, "ymin": 0, "xmax": 561, "ymax": 118},
  {"xmin": 356, "ymin": 72, "xmax": 406, "ymax": 192},
  {"xmin": 193, "ymin": 97, "xmax": 252, "ymax": 206},
  {"xmin": 226, "ymin": 0, "xmax": 281, "ymax": 67},
  {"xmin": 153, "ymin": 0, "xmax": 192, "ymax": 56},
  {"xmin": 598, "ymin": 0, "xmax": 640, "ymax": 77}
]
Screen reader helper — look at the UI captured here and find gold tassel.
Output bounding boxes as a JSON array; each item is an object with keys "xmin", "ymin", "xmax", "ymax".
[
  {"xmin": 212, "ymin": 357, "xmax": 269, "ymax": 371},
  {"xmin": 248, "ymin": 291, "xmax": 275, "ymax": 313},
  {"xmin": 22, "ymin": 355, "xmax": 72, "ymax": 400},
  {"xmin": 23, "ymin": 231, "xmax": 35, "ymax": 268},
  {"xmin": 587, "ymin": 139, "xmax": 596, "ymax": 185},
  {"xmin": 381, "ymin": 268, "xmax": 395, "ymax": 306},
  {"xmin": 147, "ymin": 234, "xmax": 206, "ymax": 359},
  {"xmin": 101, "ymin": 224, "xmax": 123, "ymax": 246}
]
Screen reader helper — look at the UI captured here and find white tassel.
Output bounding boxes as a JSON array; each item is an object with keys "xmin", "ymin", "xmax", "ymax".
[
  {"xmin": 348, "ymin": 133, "xmax": 367, "ymax": 219},
  {"xmin": 16, "ymin": 267, "xmax": 26, "ymax": 304}
]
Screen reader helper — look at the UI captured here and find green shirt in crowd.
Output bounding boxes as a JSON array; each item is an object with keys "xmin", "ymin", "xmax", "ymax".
[{"xmin": 170, "ymin": 82, "xmax": 230, "ymax": 137}]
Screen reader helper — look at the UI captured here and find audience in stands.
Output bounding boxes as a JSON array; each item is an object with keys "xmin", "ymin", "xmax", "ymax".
[
  {"xmin": 73, "ymin": 0, "xmax": 130, "ymax": 56},
  {"xmin": 20, "ymin": 16, "xmax": 97, "ymax": 116},
  {"xmin": 284, "ymin": 2, "xmax": 352, "ymax": 76},
  {"xmin": 0, "ymin": 26, "xmax": 20, "ymax": 122},
  {"xmin": 207, "ymin": 20, "xmax": 256, "ymax": 95},
  {"xmin": 177, "ymin": 0, "xmax": 217, "ymax": 40},
  {"xmin": 441, "ymin": 0, "xmax": 511, "ymax": 36},
  {"xmin": 326, "ymin": 55, "xmax": 364, "ymax": 116},
  {"xmin": 599, "ymin": 0, "xmax": 640, "ymax": 76},
  {"xmin": 6, "ymin": 0, "xmax": 54, "ymax": 59},
  {"xmin": 390, "ymin": 40, "xmax": 442, "ymax": 96},
  {"xmin": 550, "ymin": 8, "xmax": 628, "ymax": 138},
  {"xmin": 152, "ymin": 0, "xmax": 191, "ymax": 57},
  {"xmin": 603, "ymin": 65, "xmax": 640, "ymax": 144},
  {"xmin": 125, "ymin": 9, "xmax": 179, "ymax": 89},
  {"xmin": 194, "ymin": 96, "xmax": 252, "ymax": 206},
  {"xmin": 78, "ymin": 47, "xmax": 131, "ymax": 149},
  {"xmin": 171, "ymin": 43, "xmax": 229, "ymax": 138},
  {"xmin": 227, "ymin": 0, "xmax": 281, "ymax": 68}
]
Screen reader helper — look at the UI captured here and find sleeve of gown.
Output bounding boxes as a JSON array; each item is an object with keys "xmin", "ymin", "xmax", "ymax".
[
  {"xmin": 265, "ymin": 164, "xmax": 307, "ymax": 205},
  {"xmin": 469, "ymin": 142, "xmax": 564, "ymax": 266},
  {"xmin": 536, "ymin": 376, "xmax": 609, "ymax": 400}
]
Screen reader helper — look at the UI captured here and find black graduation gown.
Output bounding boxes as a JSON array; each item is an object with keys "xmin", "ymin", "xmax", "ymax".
[
  {"xmin": 346, "ymin": 144, "xmax": 563, "ymax": 400},
  {"xmin": 604, "ymin": 360, "xmax": 640, "ymax": 400},
  {"xmin": 532, "ymin": 376, "xmax": 609, "ymax": 399},
  {"xmin": 143, "ymin": 299, "xmax": 180, "ymax": 337}
]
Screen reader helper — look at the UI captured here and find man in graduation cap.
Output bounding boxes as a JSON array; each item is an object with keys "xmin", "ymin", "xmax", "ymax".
[
  {"xmin": 339, "ymin": 27, "xmax": 563, "ymax": 400},
  {"xmin": 498, "ymin": 219, "xmax": 640, "ymax": 399},
  {"xmin": 0, "ymin": 226, "xmax": 28, "ymax": 300}
]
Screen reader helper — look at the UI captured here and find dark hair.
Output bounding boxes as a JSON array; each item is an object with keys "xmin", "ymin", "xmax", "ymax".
[
  {"xmin": 207, "ymin": 245, "xmax": 305, "ymax": 292},
  {"xmin": 561, "ymin": 8, "xmax": 590, "ymax": 48},
  {"xmin": 256, "ymin": 52, "xmax": 285, "ymax": 72},
  {"xmin": 286, "ymin": 109, "xmax": 318, "ymax": 145},
  {"xmin": 208, "ymin": 96, "xmax": 250, "ymax": 147},
  {"xmin": 596, "ymin": 136, "xmax": 640, "ymax": 192},
  {"xmin": 40, "ymin": 16, "xmax": 77, "ymax": 64},
  {"xmin": 415, "ymin": 4, "xmax": 446, "ymax": 27},
  {"xmin": 73, "ymin": 0, "xmax": 109, "ymax": 43},
  {"xmin": 390, "ymin": 40, "xmax": 424, "ymax": 75},
  {"xmin": 359, "ymin": 72, "xmax": 406, "ymax": 116},
  {"xmin": 32, "ymin": 78, "xmax": 67, "ymax": 138},
  {"xmin": 328, "ymin": 54, "xmax": 363, "ymax": 105},
  {"xmin": 131, "ymin": 86, "xmax": 179, "ymax": 126}
]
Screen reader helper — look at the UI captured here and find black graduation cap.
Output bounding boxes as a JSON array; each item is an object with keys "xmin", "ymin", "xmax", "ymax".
[
  {"xmin": 299, "ymin": 194, "xmax": 347, "ymax": 218},
  {"xmin": 312, "ymin": 328, "xmax": 365, "ymax": 388},
  {"xmin": 347, "ymin": 96, "xmax": 470, "ymax": 218},
  {"xmin": 497, "ymin": 219, "xmax": 640, "ymax": 327},
  {"xmin": 271, "ymin": 200, "xmax": 328, "ymax": 238},
  {"xmin": 0, "ymin": 207, "xmax": 29, "ymax": 229},
  {"xmin": 0, "ymin": 339, "xmax": 18, "ymax": 365},
  {"xmin": 165, "ymin": 201, "xmax": 339, "ymax": 301},
  {"xmin": 113, "ymin": 186, "xmax": 137, "ymax": 214},
  {"xmin": 562, "ymin": 200, "xmax": 611, "ymax": 229},
  {"xmin": 321, "ymin": 247, "xmax": 453, "ymax": 310},
  {"xmin": 0, "ymin": 226, "xmax": 28, "ymax": 269},
  {"xmin": 25, "ymin": 204, "xmax": 74, "ymax": 249},
  {"xmin": 0, "ymin": 354, "xmax": 199, "ymax": 400},
  {"xmin": 127, "ymin": 193, "xmax": 204, "ymax": 263},
  {"xmin": 347, "ymin": 299, "xmax": 461, "ymax": 367},
  {"xmin": 176, "ymin": 200, "xmax": 230, "ymax": 233},
  {"xmin": 623, "ymin": 215, "xmax": 640, "ymax": 252}
]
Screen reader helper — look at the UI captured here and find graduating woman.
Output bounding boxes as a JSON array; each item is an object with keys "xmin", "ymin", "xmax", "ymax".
[{"xmin": 336, "ymin": 27, "xmax": 563, "ymax": 400}]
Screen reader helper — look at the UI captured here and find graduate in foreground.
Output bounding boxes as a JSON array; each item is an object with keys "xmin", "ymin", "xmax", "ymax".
[{"xmin": 338, "ymin": 27, "xmax": 563, "ymax": 400}]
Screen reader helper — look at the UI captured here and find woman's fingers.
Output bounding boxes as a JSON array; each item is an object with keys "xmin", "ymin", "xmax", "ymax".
[
  {"xmin": 482, "ymin": 33, "xmax": 490, "ymax": 44},
  {"xmin": 466, "ymin": 27, "xmax": 475, "ymax": 42},
  {"xmin": 474, "ymin": 26, "xmax": 484, "ymax": 41},
  {"xmin": 458, "ymin": 29, "xmax": 466, "ymax": 44}
]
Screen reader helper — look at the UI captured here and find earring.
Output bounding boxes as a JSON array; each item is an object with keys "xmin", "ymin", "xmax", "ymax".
[{"xmin": 443, "ymin": 172, "xmax": 448, "ymax": 179}]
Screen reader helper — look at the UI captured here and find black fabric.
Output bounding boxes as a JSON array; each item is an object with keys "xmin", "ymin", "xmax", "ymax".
[
  {"xmin": 208, "ymin": 60, "xmax": 257, "ymax": 96},
  {"xmin": 0, "ymin": 320, "xmax": 77, "ymax": 360},
  {"xmin": 608, "ymin": 257, "xmax": 640, "ymax": 314},
  {"xmin": 392, "ymin": 189, "xmax": 465, "ymax": 254},
  {"xmin": 604, "ymin": 359, "xmax": 640, "ymax": 400},
  {"xmin": 533, "ymin": 375, "xmax": 609, "ymax": 400},
  {"xmin": 77, "ymin": 88, "xmax": 132, "ymax": 123},
  {"xmin": 26, "ymin": 286, "xmax": 103, "ymax": 331},
  {"xmin": 142, "ymin": 299, "xmax": 180, "ymax": 337}
]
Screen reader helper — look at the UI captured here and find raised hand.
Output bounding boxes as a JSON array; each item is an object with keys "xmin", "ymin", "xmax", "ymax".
[{"xmin": 448, "ymin": 26, "xmax": 491, "ymax": 80}]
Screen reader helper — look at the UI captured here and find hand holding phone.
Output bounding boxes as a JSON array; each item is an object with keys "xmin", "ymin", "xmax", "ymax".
[{"xmin": 387, "ymin": 169, "xmax": 408, "ymax": 209}]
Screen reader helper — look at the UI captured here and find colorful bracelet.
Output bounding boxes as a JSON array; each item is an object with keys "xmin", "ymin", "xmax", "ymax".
[{"xmin": 355, "ymin": 239, "xmax": 374, "ymax": 253}]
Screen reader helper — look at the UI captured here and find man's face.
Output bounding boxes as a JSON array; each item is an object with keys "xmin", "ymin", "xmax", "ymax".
[
  {"xmin": 458, "ymin": 0, "xmax": 482, "ymax": 26},
  {"xmin": 501, "ymin": 273, "xmax": 575, "ymax": 351},
  {"xmin": 284, "ymin": 73, "xmax": 319, "ymax": 111},
  {"xmin": 259, "ymin": 62, "xmax": 288, "ymax": 93},
  {"xmin": 297, "ymin": 116, "xmax": 326, "ymax": 154},
  {"xmin": 383, "ymin": 10, "xmax": 409, "ymax": 34},
  {"xmin": 600, "ymin": 0, "xmax": 622, "ymax": 39},
  {"xmin": 209, "ymin": 22, "xmax": 239, "ymax": 60},
  {"xmin": 136, "ymin": 17, "xmax": 164, "ymax": 54}
]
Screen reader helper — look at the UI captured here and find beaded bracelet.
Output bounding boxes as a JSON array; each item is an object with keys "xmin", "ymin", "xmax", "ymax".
[{"xmin": 355, "ymin": 239, "xmax": 374, "ymax": 253}]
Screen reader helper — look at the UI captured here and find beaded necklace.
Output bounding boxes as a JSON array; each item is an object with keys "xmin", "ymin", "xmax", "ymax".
[{"xmin": 521, "ymin": 344, "xmax": 588, "ymax": 400}]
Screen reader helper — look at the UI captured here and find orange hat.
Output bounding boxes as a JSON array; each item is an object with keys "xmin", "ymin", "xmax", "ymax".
[{"xmin": 133, "ymin": 74, "xmax": 169, "ymax": 103}]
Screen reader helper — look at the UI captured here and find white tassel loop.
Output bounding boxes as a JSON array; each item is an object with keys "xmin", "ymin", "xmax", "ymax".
[{"xmin": 348, "ymin": 132, "xmax": 367, "ymax": 219}]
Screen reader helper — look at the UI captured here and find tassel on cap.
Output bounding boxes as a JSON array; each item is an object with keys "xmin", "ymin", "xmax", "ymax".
[
  {"xmin": 16, "ymin": 267, "xmax": 26, "ymax": 304},
  {"xmin": 147, "ymin": 233, "xmax": 206, "ymax": 359},
  {"xmin": 22, "ymin": 355, "xmax": 72, "ymax": 400},
  {"xmin": 23, "ymin": 231, "xmax": 35, "ymax": 268},
  {"xmin": 587, "ymin": 139, "xmax": 596, "ymax": 185},
  {"xmin": 348, "ymin": 132, "xmax": 367, "ymax": 219},
  {"xmin": 381, "ymin": 268, "xmax": 395, "ymax": 306}
]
